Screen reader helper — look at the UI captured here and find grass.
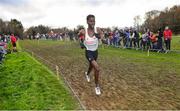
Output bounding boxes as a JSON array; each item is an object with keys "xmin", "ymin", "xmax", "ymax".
[
  {"xmin": 0, "ymin": 52, "xmax": 79, "ymax": 110},
  {"xmin": 172, "ymin": 35, "xmax": 180, "ymax": 50}
]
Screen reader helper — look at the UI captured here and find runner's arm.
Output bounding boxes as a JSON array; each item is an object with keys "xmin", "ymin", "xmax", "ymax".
[{"xmin": 96, "ymin": 27, "xmax": 104, "ymax": 39}]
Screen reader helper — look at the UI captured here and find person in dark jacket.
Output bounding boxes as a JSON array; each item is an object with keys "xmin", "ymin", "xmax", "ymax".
[{"xmin": 157, "ymin": 28, "xmax": 163, "ymax": 52}]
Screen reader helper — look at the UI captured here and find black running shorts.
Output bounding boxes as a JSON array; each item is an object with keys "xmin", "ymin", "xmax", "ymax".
[{"xmin": 85, "ymin": 50, "xmax": 98, "ymax": 62}]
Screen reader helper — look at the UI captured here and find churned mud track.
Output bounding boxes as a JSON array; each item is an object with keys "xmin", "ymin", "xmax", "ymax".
[{"xmin": 21, "ymin": 40, "xmax": 180, "ymax": 110}]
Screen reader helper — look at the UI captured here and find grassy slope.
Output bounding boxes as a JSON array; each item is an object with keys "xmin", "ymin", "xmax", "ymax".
[{"xmin": 0, "ymin": 52, "xmax": 79, "ymax": 110}]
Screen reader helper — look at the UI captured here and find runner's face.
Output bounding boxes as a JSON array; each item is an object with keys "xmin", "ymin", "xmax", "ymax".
[{"xmin": 87, "ymin": 17, "xmax": 95, "ymax": 29}]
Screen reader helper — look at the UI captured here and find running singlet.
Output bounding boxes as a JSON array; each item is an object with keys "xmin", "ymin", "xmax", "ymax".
[{"xmin": 84, "ymin": 28, "xmax": 99, "ymax": 51}]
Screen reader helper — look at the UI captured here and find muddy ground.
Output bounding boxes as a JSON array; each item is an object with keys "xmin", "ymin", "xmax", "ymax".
[{"xmin": 20, "ymin": 40, "xmax": 180, "ymax": 110}]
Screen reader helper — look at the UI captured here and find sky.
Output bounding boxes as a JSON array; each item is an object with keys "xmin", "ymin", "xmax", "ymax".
[{"xmin": 0, "ymin": 0, "xmax": 179, "ymax": 29}]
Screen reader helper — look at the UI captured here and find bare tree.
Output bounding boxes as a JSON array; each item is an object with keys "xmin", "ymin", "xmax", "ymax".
[{"xmin": 134, "ymin": 15, "xmax": 141, "ymax": 31}]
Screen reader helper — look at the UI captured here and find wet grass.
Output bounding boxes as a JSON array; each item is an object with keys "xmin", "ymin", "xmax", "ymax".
[{"xmin": 0, "ymin": 52, "xmax": 79, "ymax": 110}]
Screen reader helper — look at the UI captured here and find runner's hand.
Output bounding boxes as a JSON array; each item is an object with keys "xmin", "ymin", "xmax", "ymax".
[{"xmin": 79, "ymin": 29, "xmax": 85, "ymax": 35}]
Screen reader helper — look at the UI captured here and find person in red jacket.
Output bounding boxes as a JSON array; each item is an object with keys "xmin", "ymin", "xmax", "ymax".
[
  {"xmin": 163, "ymin": 26, "xmax": 172, "ymax": 51},
  {"xmin": 10, "ymin": 34, "xmax": 17, "ymax": 52}
]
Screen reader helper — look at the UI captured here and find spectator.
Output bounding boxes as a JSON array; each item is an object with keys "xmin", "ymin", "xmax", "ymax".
[
  {"xmin": 163, "ymin": 26, "xmax": 172, "ymax": 51},
  {"xmin": 124, "ymin": 30, "xmax": 130, "ymax": 48},
  {"xmin": 157, "ymin": 28, "xmax": 163, "ymax": 52},
  {"xmin": 146, "ymin": 29, "xmax": 151, "ymax": 50},
  {"xmin": 140, "ymin": 33, "xmax": 148, "ymax": 50},
  {"xmin": 129, "ymin": 29, "xmax": 135, "ymax": 48},
  {"xmin": 10, "ymin": 34, "xmax": 17, "ymax": 52},
  {"xmin": 150, "ymin": 33, "xmax": 158, "ymax": 50},
  {"xmin": 134, "ymin": 30, "xmax": 140, "ymax": 48},
  {"xmin": 109, "ymin": 31, "xmax": 113, "ymax": 46},
  {"xmin": 114, "ymin": 30, "xmax": 120, "ymax": 47}
]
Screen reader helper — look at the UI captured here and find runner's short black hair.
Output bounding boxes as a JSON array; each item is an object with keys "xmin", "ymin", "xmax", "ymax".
[{"xmin": 87, "ymin": 14, "xmax": 95, "ymax": 21}]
